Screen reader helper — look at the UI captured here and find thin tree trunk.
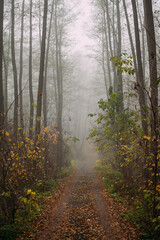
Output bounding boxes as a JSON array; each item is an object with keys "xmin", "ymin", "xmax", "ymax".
[
  {"xmin": 104, "ymin": 0, "xmax": 117, "ymax": 92},
  {"xmin": 131, "ymin": 0, "xmax": 148, "ymax": 135},
  {"xmin": 116, "ymin": 0, "xmax": 124, "ymax": 109},
  {"xmin": 19, "ymin": 0, "xmax": 25, "ymax": 132},
  {"xmin": 143, "ymin": 0, "xmax": 158, "ymax": 216},
  {"xmin": 55, "ymin": 0, "xmax": 63, "ymax": 167},
  {"xmin": 29, "ymin": 0, "xmax": 34, "ymax": 139},
  {"xmin": 35, "ymin": 0, "xmax": 48, "ymax": 138},
  {"xmin": 11, "ymin": 0, "xmax": 18, "ymax": 138},
  {"xmin": 0, "ymin": 0, "xmax": 4, "ymax": 128},
  {"xmin": 43, "ymin": 0, "xmax": 55, "ymax": 128},
  {"xmin": 101, "ymin": 2, "xmax": 112, "ymax": 89}
]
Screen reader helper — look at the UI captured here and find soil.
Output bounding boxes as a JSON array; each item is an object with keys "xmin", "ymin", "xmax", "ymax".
[{"xmin": 18, "ymin": 144, "xmax": 138, "ymax": 240}]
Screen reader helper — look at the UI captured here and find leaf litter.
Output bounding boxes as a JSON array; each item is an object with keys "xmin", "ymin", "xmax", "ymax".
[{"xmin": 17, "ymin": 163, "xmax": 138, "ymax": 240}]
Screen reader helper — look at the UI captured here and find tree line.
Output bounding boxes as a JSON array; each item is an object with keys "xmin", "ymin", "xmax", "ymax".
[{"xmin": 0, "ymin": 0, "xmax": 75, "ymax": 237}]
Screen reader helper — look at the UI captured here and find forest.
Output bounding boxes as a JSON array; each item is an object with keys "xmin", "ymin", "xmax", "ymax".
[{"xmin": 0, "ymin": 0, "xmax": 160, "ymax": 239}]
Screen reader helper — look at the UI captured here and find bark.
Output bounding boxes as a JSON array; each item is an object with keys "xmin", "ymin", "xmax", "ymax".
[
  {"xmin": 104, "ymin": 0, "xmax": 117, "ymax": 91},
  {"xmin": 101, "ymin": 1, "xmax": 112, "ymax": 91},
  {"xmin": 0, "ymin": 0, "xmax": 4, "ymax": 128},
  {"xmin": 11, "ymin": 0, "xmax": 18, "ymax": 138},
  {"xmin": 29, "ymin": 0, "xmax": 34, "ymax": 139},
  {"xmin": 19, "ymin": 0, "xmax": 25, "ymax": 132},
  {"xmin": 131, "ymin": 0, "xmax": 148, "ymax": 135},
  {"xmin": 35, "ymin": 0, "xmax": 48, "ymax": 138},
  {"xmin": 43, "ymin": 0, "xmax": 55, "ymax": 127},
  {"xmin": 102, "ymin": 34, "xmax": 109, "ymax": 98},
  {"xmin": 143, "ymin": 0, "xmax": 158, "ymax": 216},
  {"xmin": 55, "ymin": 0, "xmax": 63, "ymax": 168},
  {"xmin": 116, "ymin": 0, "xmax": 124, "ymax": 110}
]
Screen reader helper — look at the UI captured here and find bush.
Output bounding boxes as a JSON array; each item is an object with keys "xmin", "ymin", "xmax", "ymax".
[
  {"xmin": 37, "ymin": 179, "xmax": 57, "ymax": 193},
  {"xmin": 57, "ymin": 166, "xmax": 73, "ymax": 179}
]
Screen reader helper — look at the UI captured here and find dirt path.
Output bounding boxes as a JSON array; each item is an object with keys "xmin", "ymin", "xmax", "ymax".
[
  {"xmin": 19, "ymin": 144, "xmax": 138, "ymax": 240},
  {"xmin": 30, "ymin": 161, "xmax": 114, "ymax": 240}
]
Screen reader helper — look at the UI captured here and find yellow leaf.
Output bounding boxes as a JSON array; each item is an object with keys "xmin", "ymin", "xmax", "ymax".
[
  {"xmin": 143, "ymin": 135, "xmax": 150, "ymax": 140},
  {"xmin": 44, "ymin": 127, "xmax": 48, "ymax": 132},
  {"xmin": 5, "ymin": 132, "xmax": 10, "ymax": 137}
]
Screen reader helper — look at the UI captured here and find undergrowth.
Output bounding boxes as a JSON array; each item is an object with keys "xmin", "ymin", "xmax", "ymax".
[
  {"xmin": 96, "ymin": 159, "xmax": 160, "ymax": 240},
  {"xmin": 0, "ymin": 165, "xmax": 74, "ymax": 240}
]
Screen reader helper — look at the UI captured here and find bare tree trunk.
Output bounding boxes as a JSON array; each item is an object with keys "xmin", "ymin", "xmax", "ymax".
[
  {"xmin": 101, "ymin": 1, "xmax": 112, "ymax": 90},
  {"xmin": 29, "ymin": 0, "xmax": 34, "ymax": 139},
  {"xmin": 55, "ymin": 0, "xmax": 64, "ymax": 168},
  {"xmin": 0, "ymin": 0, "xmax": 4, "ymax": 128},
  {"xmin": 131, "ymin": 0, "xmax": 148, "ymax": 135},
  {"xmin": 122, "ymin": 0, "xmax": 137, "ymax": 72},
  {"xmin": 143, "ymin": 0, "xmax": 158, "ymax": 216},
  {"xmin": 35, "ymin": 0, "xmax": 48, "ymax": 138},
  {"xmin": 43, "ymin": 0, "xmax": 54, "ymax": 128},
  {"xmin": 19, "ymin": 0, "xmax": 25, "ymax": 132},
  {"xmin": 104, "ymin": 0, "xmax": 117, "ymax": 91},
  {"xmin": 11, "ymin": 0, "xmax": 18, "ymax": 138},
  {"xmin": 116, "ymin": 0, "xmax": 124, "ymax": 110},
  {"xmin": 102, "ymin": 34, "xmax": 109, "ymax": 98}
]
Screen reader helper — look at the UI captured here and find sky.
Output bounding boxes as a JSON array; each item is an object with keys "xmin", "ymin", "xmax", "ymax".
[{"xmin": 68, "ymin": 0, "xmax": 95, "ymax": 54}]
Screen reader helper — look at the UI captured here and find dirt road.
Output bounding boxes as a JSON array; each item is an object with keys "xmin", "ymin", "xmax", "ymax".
[
  {"xmin": 19, "ymin": 144, "xmax": 137, "ymax": 240},
  {"xmin": 30, "ymin": 161, "xmax": 113, "ymax": 240}
]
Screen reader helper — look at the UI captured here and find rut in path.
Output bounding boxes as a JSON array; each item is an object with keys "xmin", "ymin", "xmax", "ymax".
[{"xmin": 33, "ymin": 161, "xmax": 115, "ymax": 240}]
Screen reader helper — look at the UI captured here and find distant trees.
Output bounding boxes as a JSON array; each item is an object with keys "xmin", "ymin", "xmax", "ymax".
[
  {"xmin": 0, "ymin": 0, "xmax": 75, "ymax": 235},
  {"xmin": 1, "ymin": 0, "xmax": 74, "ymax": 164}
]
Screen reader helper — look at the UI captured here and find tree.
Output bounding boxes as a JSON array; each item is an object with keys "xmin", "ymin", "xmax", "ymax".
[
  {"xmin": 131, "ymin": 0, "xmax": 148, "ymax": 135},
  {"xmin": 43, "ymin": 0, "xmax": 55, "ymax": 128},
  {"xmin": 55, "ymin": 0, "xmax": 64, "ymax": 167},
  {"xmin": 0, "ymin": 0, "xmax": 4, "ymax": 128},
  {"xmin": 35, "ymin": 0, "xmax": 48, "ymax": 138},
  {"xmin": 19, "ymin": 0, "xmax": 25, "ymax": 132},
  {"xmin": 11, "ymin": 0, "xmax": 18, "ymax": 138},
  {"xmin": 143, "ymin": 0, "xmax": 158, "ymax": 216},
  {"xmin": 29, "ymin": 0, "xmax": 34, "ymax": 139}
]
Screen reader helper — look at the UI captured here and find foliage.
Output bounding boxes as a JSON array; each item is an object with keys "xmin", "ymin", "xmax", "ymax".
[
  {"xmin": 36, "ymin": 179, "xmax": 57, "ymax": 194},
  {"xmin": 110, "ymin": 53, "xmax": 135, "ymax": 75},
  {"xmin": 0, "ymin": 124, "xmax": 73, "ymax": 239},
  {"xmin": 88, "ymin": 91, "xmax": 160, "ymax": 238}
]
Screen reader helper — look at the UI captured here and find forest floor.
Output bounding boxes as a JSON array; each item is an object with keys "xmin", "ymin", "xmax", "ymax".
[{"xmin": 18, "ymin": 157, "xmax": 138, "ymax": 240}]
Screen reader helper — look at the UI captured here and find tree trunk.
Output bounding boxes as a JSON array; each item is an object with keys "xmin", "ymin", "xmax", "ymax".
[
  {"xmin": 101, "ymin": 1, "xmax": 112, "ymax": 91},
  {"xmin": 11, "ymin": 0, "xmax": 18, "ymax": 138},
  {"xmin": 43, "ymin": 0, "xmax": 55, "ymax": 128},
  {"xmin": 35, "ymin": 0, "xmax": 48, "ymax": 138},
  {"xmin": 55, "ymin": 0, "xmax": 63, "ymax": 168},
  {"xmin": 131, "ymin": 0, "xmax": 148, "ymax": 135},
  {"xmin": 0, "ymin": 0, "xmax": 4, "ymax": 128},
  {"xmin": 19, "ymin": 0, "xmax": 25, "ymax": 132},
  {"xmin": 143, "ymin": 0, "xmax": 158, "ymax": 216},
  {"xmin": 116, "ymin": 0, "xmax": 124, "ymax": 110},
  {"xmin": 29, "ymin": 0, "xmax": 34, "ymax": 139},
  {"xmin": 104, "ymin": 0, "xmax": 117, "ymax": 91}
]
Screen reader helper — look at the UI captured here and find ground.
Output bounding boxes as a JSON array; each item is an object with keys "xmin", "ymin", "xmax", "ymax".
[{"xmin": 18, "ymin": 145, "xmax": 138, "ymax": 240}]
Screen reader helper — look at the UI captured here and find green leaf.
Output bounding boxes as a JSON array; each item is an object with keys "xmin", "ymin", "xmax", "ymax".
[
  {"xmin": 32, "ymin": 103, "xmax": 38, "ymax": 108},
  {"xmin": 156, "ymin": 77, "xmax": 160, "ymax": 85}
]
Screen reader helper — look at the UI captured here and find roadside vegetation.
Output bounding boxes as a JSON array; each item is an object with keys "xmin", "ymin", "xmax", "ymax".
[
  {"xmin": 0, "ymin": 126, "xmax": 74, "ymax": 240},
  {"xmin": 88, "ymin": 87, "xmax": 160, "ymax": 239}
]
